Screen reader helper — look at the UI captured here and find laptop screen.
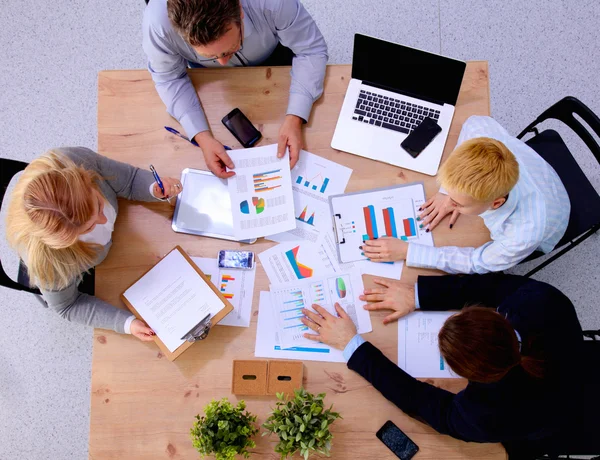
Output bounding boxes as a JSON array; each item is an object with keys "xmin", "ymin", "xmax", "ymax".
[{"xmin": 351, "ymin": 34, "xmax": 466, "ymax": 106}]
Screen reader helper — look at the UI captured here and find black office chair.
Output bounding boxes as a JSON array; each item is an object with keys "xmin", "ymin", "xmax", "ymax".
[
  {"xmin": 515, "ymin": 97, "xmax": 600, "ymax": 277},
  {"xmin": 504, "ymin": 329, "xmax": 600, "ymax": 460},
  {"xmin": 0, "ymin": 158, "xmax": 95, "ymax": 300}
]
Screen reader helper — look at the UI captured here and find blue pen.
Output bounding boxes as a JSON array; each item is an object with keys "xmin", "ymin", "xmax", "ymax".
[
  {"xmin": 164, "ymin": 126, "xmax": 231, "ymax": 150},
  {"xmin": 149, "ymin": 164, "xmax": 165, "ymax": 195}
]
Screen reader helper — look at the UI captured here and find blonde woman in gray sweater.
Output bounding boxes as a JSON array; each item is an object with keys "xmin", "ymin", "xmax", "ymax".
[{"xmin": 6, "ymin": 147, "xmax": 183, "ymax": 341}]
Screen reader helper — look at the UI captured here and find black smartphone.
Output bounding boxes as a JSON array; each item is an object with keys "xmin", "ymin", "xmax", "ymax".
[
  {"xmin": 401, "ymin": 117, "xmax": 442, "ymax": 158},
  {"xmin": 376, "ymin": 421, "xmax": 419, "ymax": 460},
  {"xmin": 221, "ymin": 108, "xmax": 262, "ymax": 148}
]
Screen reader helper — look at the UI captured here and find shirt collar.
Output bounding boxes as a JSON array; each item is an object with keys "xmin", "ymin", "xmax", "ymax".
[{"xmin": 479, "ymin": 183, "xmax": 519, "ymax": 221}]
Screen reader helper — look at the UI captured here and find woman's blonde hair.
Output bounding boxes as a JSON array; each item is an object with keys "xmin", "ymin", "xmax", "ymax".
[
  {"xmin": 6, "ymin": 151, "xmax": 102, "ymax": 290},
  {"xmin": 438, "ymin": 137, "xmax": 519, "ymax": 202}
]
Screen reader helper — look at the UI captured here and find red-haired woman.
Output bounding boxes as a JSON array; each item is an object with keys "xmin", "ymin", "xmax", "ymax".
[{"xmin": 301, "ymin": 274, "xmax": 583, "ymax": 451}]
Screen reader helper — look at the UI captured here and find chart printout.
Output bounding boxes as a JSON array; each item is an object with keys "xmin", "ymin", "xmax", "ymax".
[
  {"xmin": 330, "ymin": 183, "xmax": 433, "ymax": 263},
  {"xmin": 269, "ymin": 271, "xmax": 372, "ymax": 349},
  {"xmin": 269, "ymin": 150, "xmax": 353, "ymax": 244},
  {"xmin": 227, "ymin": 144, "xmax": 296, "ymax": 239}
]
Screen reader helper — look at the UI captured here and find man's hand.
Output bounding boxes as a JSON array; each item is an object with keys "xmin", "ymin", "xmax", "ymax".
[
  {"xmin": 278, "ymin": 115, "xmax": 303, "ymax": 169},
  {"xmin": 130, "ymin": 319, "xmax": 156, "ymax": 342},
  {"xmin": 359, "ymin": 278, "xmax": 416, "ymax": 324},
  {"xmin": 361, "ymin": 237, "xmax": 408, "ymax": 263},
  {"xmin": 419, "ymin": 191, "xmax": 460, "ymax": 231},
  {"xmin": 194, "ymin": 131, "xmax": 235, "ymax": 179},
  {"xmin": 300, "ymin": 304, "xmax": 357, "ymax": 350}
]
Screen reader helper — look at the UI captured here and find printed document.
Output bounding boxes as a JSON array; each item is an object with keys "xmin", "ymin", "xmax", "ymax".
[
  {"xmin": 269, "ymin": 271, "xmax": 372, "ymax": 349},
  {"xmin": 123, "ymin": 250, "xmax": 226, "ymax": 352},
  {"xmin": 191, "ymin": 257, "xmax": 256, "ymax": 328},
  {"xmin": 227, "ymin": 144, "xmax": 296, "ymax": 239},
  {"xmin": 397, "ymin": 311, "xmax": 458, "ymax": 378},
  {"xmin": 255, "ymin": 291, "xmax": 346, "ymax": 363},
  {"xmin": 269, "ymin": 150, "xmax": 352, "ymax": 244}
]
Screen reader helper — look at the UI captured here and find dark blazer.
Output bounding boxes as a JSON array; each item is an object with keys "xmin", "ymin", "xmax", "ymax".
[{"xmin": 347, "ymin": 274, "xmax": 583, "ymax": 444}]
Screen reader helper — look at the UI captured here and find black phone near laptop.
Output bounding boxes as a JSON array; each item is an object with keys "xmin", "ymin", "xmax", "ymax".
[
  {"xmin": 221, "ymin": 108, "xmax": 262, "ymax": 148},
  {"xmin": 376, "ymin": 420, "xmax": 419, "ymax": 460},
  {"xmin": 401, "ymin": 117, "xmax": 442, "ymax": 158}
]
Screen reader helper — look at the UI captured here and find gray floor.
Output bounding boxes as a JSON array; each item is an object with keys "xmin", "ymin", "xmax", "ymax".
[{"xmin": 0, "ymin": 1, "xmax": 598, "ymax": 458}]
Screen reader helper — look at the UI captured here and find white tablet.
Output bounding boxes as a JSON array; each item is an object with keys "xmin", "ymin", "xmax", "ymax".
[{"xmin": 172, "ymin": 168, "xmax": 256, "ymax": 244}]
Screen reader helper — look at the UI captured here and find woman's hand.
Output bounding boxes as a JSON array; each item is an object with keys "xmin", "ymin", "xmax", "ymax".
[
  {"xmin": 361, "ymin": 237, "xmax": 408, "ymax": 262},
  {"xmin": 359, "ymin": 278, "xmax": 416, "ymax": 324},
  {"xmin": 153, "ymin": 177, "xmax": 183, "ymax": 201},
  {"xmin": 419, "ymin": 191, "xmax": 460, "ymax": 231},
  {"xmin": 300, "ymin": 304, "xmax": 357, "ymax": 350},
  {"xmin": 130, "ymin": 319, "xmax": 156, "ymax": 342}
]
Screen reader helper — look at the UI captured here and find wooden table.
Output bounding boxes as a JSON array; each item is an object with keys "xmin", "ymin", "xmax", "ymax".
[{"xmin": 92, "ymin": 63, "xmax": 503, "ymax": 459}]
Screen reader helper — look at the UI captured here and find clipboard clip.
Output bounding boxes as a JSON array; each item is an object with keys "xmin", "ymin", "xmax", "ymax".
[
  {"xmin": 180, "ymin": 313, "xmax": 212, "ymax": 342},
  {"xmin": 332, "ymin": 213, "xmax": 346, "ymax": 245}
]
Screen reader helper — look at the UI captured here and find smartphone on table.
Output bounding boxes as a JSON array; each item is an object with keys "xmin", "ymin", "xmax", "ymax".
[
  {"xmin": 221, "ymin": 108, "xmax": 262, "ymax": 148},
  {"xmin": 376, "ymin": 420, "xmax": 419, "ymax": 460},
  {"xmin": 401, "ymin": 117, "xmax": 442, "ymax": 158},
  {"xmin": 218, "ymin": 250, "xmax": 255, "ymax": 270}
]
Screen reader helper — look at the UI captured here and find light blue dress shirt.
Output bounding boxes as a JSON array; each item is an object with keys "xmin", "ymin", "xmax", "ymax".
[
  {"xmin": 142, "ymin": 0, "xmax": 328, "ymax": 141},
  {"xmin": 407, "ymin": 116, "xmax": 570, "ymax": 274}
]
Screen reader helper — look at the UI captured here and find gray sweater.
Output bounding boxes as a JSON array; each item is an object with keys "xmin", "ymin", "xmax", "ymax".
[{"xmin": 38, "ymin": 147, "xmax": 157, "ymax": 333}]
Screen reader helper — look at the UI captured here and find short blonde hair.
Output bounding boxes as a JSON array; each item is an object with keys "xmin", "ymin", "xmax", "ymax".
[
  {"xmin": 6, "ymin": 151, "xmax": 102, "ymax": 290},
  {"xmin": 438, "ymin": 137, "xmax": 519, "ymax": 202}
]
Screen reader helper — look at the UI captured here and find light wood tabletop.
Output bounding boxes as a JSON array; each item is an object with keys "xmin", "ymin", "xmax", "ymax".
[{"xmin": 92, "ymin": 63, "xmax": 504, "ymax": 459}]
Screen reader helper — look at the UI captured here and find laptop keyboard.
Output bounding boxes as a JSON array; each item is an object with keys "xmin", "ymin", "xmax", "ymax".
[{"xmin": 352, "ymin": 89, "xmax": 440, "ymax": 134}]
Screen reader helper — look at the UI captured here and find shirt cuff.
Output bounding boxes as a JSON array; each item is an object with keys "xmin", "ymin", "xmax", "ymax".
[
  {"xmin": 286, "ymin": 93, "xmax": 314, "ymax": 124},
  {"xmin": 123, "ymin": 315, "xmax": 136, "ymax": 334},
  {"xmin": 438, "ymin": 187, "xmax": 448, "ymax": 195},
  {"xmin": 179, "ymin": 110, "xmax": 210, "ymax": 143},
  {"xmin": 343, "ymin": 334, "xmax": 366, "ymax": 362},
  {"xmin": 406, "ymin": 243, "xmax": 440, "ymax": 270},
  {"xmin": 414, "ymin": 283, "xmax": 420, "ymax": 309}
]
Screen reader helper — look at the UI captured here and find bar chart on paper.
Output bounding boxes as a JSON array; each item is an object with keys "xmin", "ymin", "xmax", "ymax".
[
  {"xmin": 219, "ymin": 274, "xmax": 236, "ymax": 299},
  {"xmin": 362, "ymin": 201, "xmax": 417, "ymax": 242},
  {"xmin": 254, "ymin": 169, "xmax": 282, "ymax": 193},
  {"xmin": 295, "ymin": 173, "xmax": 330, "ymax": 194},
  {"xmin": 330, "ymin": 183, "xmax": 433, "ymax": 263}
]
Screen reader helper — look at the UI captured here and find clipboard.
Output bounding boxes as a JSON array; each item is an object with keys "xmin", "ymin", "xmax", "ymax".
[
  {"xmin": 328, "ymin": 183, "xmax": 428, "ymax": 264},
  {"xmin": 171, "ymin": 168, "xmax": 256, "ymax": 244},
  {"xmin": 121, "ymin": 246, "xmax": 234, "ymax": 361}
]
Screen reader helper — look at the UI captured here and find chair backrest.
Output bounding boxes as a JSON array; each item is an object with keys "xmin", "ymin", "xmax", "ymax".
[
  {"xmin": 0, "ymin": 159, "xmax": 42, "ymax": 294},
  {"xmin": 517, "ymin": 97, "xmax": 600, "ymax": 246}
]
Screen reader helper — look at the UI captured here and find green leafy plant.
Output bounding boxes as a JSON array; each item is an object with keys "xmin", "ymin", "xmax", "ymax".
[
  {"xmin": 262, "ymin": 389, "xmax": 341, "ymax": 460},
  {"xmin": 190, "ymin": 398, "xmax": 259, "ymax": 460}
]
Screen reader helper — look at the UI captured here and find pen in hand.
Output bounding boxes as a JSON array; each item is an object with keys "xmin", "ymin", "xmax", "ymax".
[{"xmin": 149, "ymin": 164, "xmax": 171, "ymax": 203}]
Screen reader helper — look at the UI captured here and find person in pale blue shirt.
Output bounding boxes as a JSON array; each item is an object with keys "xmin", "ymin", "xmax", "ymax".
[
  {"xmin": 361, "ymin": 116, "xmax": 570, "ymax": 274},
  {"xmin": 142, "ymin": 0, "xmax": 328, "ymax": 178}
]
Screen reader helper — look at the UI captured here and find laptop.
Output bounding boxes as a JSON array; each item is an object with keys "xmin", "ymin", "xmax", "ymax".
[{"xmin": 331, "ymin": 34, "xmax": 467, "ymax": 176}]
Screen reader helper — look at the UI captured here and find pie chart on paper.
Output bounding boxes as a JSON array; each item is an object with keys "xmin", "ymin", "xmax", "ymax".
[{"xmin": 336, "ymin": 277, "xmax": 347, "ymax": 298}]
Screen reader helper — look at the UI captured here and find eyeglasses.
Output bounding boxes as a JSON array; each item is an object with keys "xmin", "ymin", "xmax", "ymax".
[{"xmin": 196, "ymin": 26, "xmax": 243, "ymax": 62}]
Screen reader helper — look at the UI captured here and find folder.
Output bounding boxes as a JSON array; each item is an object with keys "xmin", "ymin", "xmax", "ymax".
[{"xmin": 121, "ymin": 246, "xmax": 233, "ymax": 361}]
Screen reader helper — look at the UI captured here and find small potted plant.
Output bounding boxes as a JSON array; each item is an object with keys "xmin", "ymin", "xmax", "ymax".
[
  {"xmin": 262, "ymin": 389, "xmax": 341, "ymax": 460},
  {"xmin": 190, "ymin": 398, "xmax": 259, "ymax": 460}
]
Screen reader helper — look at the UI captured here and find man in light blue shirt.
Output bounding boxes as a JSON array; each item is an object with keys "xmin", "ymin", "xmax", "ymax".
[
  {"xmin": 143, "ymin": 0, "xmax": 328, "ymax": 178},
  {"xmin": 362, "ymin": 116, "xmax": 570, "ymax": 274}
]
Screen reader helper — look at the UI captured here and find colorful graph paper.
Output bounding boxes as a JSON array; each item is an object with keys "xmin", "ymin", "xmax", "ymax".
[{"xmin": 253, "ymin": 169, "xmax": 282, "ymax": 193}]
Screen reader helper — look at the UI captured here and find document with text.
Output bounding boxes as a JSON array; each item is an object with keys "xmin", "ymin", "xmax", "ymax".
[
  {"xmin": 397, "ymin": 311, "xmax": 458, "ymax": 378},
  {"xmin": 123, "ymin": 249, "xmax": 227, "ymax": 352},
  {"xmin": 191, "ymin": 256, "xmax": 255, "ymax": 328},
  {"xmin": 227, "ymin": 144, "xmax": 296, "ymax": 239}
]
